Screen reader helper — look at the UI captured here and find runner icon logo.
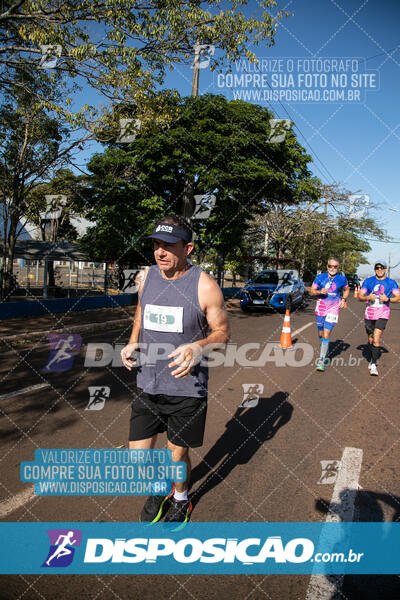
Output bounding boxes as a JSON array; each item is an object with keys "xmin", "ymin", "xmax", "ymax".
[
  {"xmin": 42, "ymin": 529, "xmax": 82, "ymax": 568},
  {"xmin": 42, "ymin": 334, "xmax": 82, "ymax": 373},
  {"xmin": 240, "ymin": 383, "xmax": 264, "ymax": 408},
  {"xmin": 86, "ymin": 386, "xmax": 110, "ymax": 410},
  {"xmin": 317, "ymin": 460, "xmax": 341, "ymax": 485}
]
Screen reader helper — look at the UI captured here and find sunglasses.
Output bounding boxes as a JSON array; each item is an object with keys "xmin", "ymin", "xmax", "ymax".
[
  {"xmin": 375, "ymin": 266, "xmax": 385, "ymax": 270},
  {"xmin": 327, "ymin": 264, "xmax": 338, "ymax": 268}
]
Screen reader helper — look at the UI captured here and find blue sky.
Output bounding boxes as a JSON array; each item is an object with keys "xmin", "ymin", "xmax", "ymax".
[{"xmin": 74, "ymin": 0, "xmax": 400, "ymax": 278}]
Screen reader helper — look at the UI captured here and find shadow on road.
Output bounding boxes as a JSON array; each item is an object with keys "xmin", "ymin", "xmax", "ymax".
[
  {"xmin": 356, "ymin": 343, "xmax": 388, "ymax": 362},
  {"xmin": 328, "ymin": 339, "xmax": 351, "ymax": 360},
  {"xmin": 190, "ymin": 392, "xmax": 293, "ymax": 506},
  {"xmin": 315, "ymin": 489, "xmax": 400, "ymax": 599}
]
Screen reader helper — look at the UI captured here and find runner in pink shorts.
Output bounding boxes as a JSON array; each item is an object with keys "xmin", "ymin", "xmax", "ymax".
[
  {"xmin": 358, "ymin": 260, "xmax": 400, "ymax": 376},
  {"xmin": 308, "ymin": 257, "xmax": 349, "ymax": 372}
]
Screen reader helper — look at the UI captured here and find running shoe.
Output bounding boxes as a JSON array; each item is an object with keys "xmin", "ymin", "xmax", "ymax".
[
  {"xmin": 368, "ymin": 361, "xmax": 373, "ymax": 370},
  {"xmin": 164, "ymin": 497, "xmax": 192, "ymax": 529},
  {"xmin": 140, "ymin": 490, "xmax": 173, "ymax": 523},
  {"xmin": 370, "ymin": 364, "xmax": 378, "ymax": 376},
  {"xmin": 316, "ymin": 359, "xmax": 325, "ymax": 372}
]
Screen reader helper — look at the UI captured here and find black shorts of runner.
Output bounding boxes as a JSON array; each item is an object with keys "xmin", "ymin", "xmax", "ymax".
[
  {"xmin": 129, "ymin": 389, "xmax": 207, "ymax": 448},
  {"xmin": 365, "ymin": 318, "xmax": 388, "ymax": 336}
]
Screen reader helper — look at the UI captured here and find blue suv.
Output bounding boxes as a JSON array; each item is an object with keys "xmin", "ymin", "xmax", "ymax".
[{"xmin": 240, "ymin": 269, "xmax": 306, "ymax": 312}]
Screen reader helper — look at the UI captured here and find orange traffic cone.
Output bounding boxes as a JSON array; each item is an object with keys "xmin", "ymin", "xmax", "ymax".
[
  {"xmin": 353, "ymin": 285, "xmax": 359, "ymax": 298},
  {"xmin": 278, "ymin": 308, "xmax": 293, "ymax": 349}
]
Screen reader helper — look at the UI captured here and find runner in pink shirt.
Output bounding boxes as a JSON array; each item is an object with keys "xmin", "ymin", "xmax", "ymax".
[
  {"xmin": 358, "ymin": 260, "xmax": 400, "ymax": 376},
  {"xmin": 309, "ymin": 257, "xmax": 349, "ymax": 372}
]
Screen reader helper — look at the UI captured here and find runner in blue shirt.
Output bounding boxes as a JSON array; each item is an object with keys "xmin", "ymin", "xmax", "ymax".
[
  {"xmin": 308, "ymin": 257, "xmax": 349, "ymax": 372},
  {"xmin": 358, "ymin": 260, "xmax": 400, "ymax": 376}
]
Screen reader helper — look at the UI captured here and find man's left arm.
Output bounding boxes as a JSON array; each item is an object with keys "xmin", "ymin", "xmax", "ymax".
[
  {"xmin": 388, "ymin": 283, "xmax": 400, "ymax": 303},
  {"xmin": 168, "ymin": 272, "xmax": 230, "ymax": 378},
  {"xmin": 339, "ymin": 280, "xmax": 350, "ymax": 307}
]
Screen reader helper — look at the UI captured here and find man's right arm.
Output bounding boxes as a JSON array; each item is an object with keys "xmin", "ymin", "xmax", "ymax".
[
  {"xmin": 308, "ymin": 278, "xmax": 323, "ymax": 296},
  {"xmin": 358, "ymin": 281, "xmax": 372, "ymax": 302}
]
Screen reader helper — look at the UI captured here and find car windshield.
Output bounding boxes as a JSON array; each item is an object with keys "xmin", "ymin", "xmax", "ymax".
[{"xmin": 253, "ymin": 272, "xmax": 279, "ymax": 285}]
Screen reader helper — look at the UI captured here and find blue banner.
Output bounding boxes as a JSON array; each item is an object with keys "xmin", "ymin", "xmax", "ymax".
[
  {"xmin": 20, "ymin": 449, "xmax": 186, "ymax": 496},
  {"xmin": 0, "ymin": 522, "xmax": 398, "ymax": 574}
]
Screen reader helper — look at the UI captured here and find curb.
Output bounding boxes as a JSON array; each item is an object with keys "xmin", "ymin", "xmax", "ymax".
[{"xmin": 1, "ymin": 318, "xmax": 132, "ymax": 344}]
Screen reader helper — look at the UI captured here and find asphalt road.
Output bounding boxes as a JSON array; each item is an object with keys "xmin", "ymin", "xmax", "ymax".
[{"xmin": 1, "ymin": 297, "xmax": 400, "ymax": 599}]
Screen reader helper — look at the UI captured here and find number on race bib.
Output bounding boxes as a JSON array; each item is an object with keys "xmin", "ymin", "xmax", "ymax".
[
  {"xmin": 325, "ymin": 313, "xmax": 338, "ymax": 324},
  {"xmin": 143, "ymin": 304, "xmax": 184, "ymax": 333}
]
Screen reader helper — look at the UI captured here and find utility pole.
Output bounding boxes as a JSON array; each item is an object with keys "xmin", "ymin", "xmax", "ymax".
[
  {"xmin": 191, "ymin": 43, "xmax": 201, "ymax": 97},
  {"xmin": 264, "ymin": 229, "xmax": 269, "ymax": 254},
  {"xmin": 388, "ymin": 252, "xmax": 391, "ymax": 277},
  {"xmin": 182, "ymin": 44, "xmax": 201, "ymax": 219}
]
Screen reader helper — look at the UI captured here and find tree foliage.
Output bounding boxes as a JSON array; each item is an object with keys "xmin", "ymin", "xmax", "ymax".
[
  {"xmin": 247, "ymin": 183, "xmax": 388, "ymax": 280},
  {"xmin": 78, "ymin": 94, "xmax": 319, "ymax": 265},
  {"xmin": 0, "ymin": 0, "xmax": 289, "ymax": 124},
  {"xmin": 0, "ymin": 68, "xmax": 80, "ymax": 297}
]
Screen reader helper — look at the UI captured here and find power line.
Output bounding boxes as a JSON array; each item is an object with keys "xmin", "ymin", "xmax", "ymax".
[
  {"xmin": 364, "ymin": 238, "xmax": 400, "ymax": 243},
  {"xmin": 360, "ymin": 42, "xmax": 400, "ymax": 64},
  {"xmin": 262, "ymin": 41, "xmax": 400, "ymax": 184}
]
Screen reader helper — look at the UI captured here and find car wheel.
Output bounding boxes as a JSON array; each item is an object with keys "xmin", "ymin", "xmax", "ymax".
[
  {"xmin": 241, "ymin": 305, "xmax": 251, "ymax": 312},
  {"xmin": 285, "ymin": 296, "xmax": 292, "ymax": 311}
]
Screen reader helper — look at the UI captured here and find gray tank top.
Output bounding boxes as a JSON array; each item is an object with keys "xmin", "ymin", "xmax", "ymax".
[{"xmin": 136, "ymin": 264, "xmax": 209, "ymax": 397}]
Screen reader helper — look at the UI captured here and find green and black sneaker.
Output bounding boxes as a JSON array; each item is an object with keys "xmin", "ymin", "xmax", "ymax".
[
  {"xmin": 163, "ymin": 497, "xmax": 192, "ymax": 531},
  {"xmin": 140, "ymin": 490, "xmax": 173, "ymax": 523}
]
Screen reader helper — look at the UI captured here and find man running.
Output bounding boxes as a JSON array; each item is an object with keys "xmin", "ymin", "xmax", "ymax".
[
  {"xmin": 121, "ymin": 215, "xmax": 230, "ymax": 525},
  {"xmin": 358, "ymin": 260, "xmax": 400, "ymax": 376},
  {"xmin": 308, "ymin": 258, "xmax": 349, "ymax": 372}
]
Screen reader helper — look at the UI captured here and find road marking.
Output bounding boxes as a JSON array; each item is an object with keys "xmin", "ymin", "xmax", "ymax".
[
  {"xmin": 292, "ymin": 322, "xmax": 314, "ymax": 337},
  {"xmin": 305, "ymin": 447, "xmax": 363, "ymax": 600},
  {"xmin": 0, "ymin": 382, "xmax": 50, "ymax": 401},
  {"xmin": 0, "ymin": 487, "xmax": 35, "ymax": 518}
]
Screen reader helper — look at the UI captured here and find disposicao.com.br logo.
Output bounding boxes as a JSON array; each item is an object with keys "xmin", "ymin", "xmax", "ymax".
[
  {"xmin": 1, "ymin": 522, "xmax": 392, "ymax": 575},
  {"xmin": 84, "ymin": 535, "xmax": 315, "ymax": 565}
]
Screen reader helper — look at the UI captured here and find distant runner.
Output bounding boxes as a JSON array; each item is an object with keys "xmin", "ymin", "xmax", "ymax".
[
  {"xmin": 308, "ymin": 258, "xmax": 349, "ymax": 372},
  {"xmin": 358, "ymin": 260, "xmax": 400, "ymax": 376}
]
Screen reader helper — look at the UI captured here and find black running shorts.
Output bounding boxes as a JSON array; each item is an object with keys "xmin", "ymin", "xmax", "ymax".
[
  {"xmin": 365, "ymin": 318, "xmax": 388, "ymax": 335},
  {"xmin": 129, "ymin": 388, "xmax": 207, "ymax": 448}
]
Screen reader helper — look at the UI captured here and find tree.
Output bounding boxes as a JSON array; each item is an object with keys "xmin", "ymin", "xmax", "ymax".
[
  {"xmin": 246, "ymin": 183, "xmax": 388, "ymax": 281},
  {"xmin": 0, "ymin": 68, "xmax": 82, "ymax": 298},
  {"xmin": 78, "ymin": 94, "xmax": 319, "ymax": 267},
  {"xmin": 28, "ymin": 169, "xmax": 82, "ymax": 242},
  {"xmin": 26, "ymin": 169, "xmax": 82, "ymax": 287},
  {"xmin": 0, "ymin": 0, "xmax": 289, "ymax": 125}
]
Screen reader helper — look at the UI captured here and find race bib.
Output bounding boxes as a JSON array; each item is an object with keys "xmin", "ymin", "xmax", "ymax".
[
  {"xmin": 325, "ymin": 313, "xmax": 338, "ymax": 324},
  {"xmin": 143, "ymin": 304, "xmax": 183, "ymax": 333}
]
